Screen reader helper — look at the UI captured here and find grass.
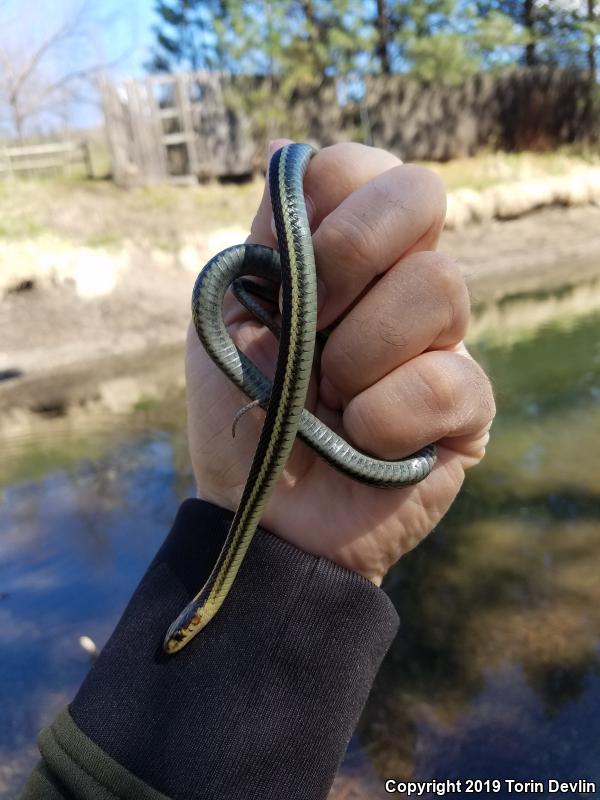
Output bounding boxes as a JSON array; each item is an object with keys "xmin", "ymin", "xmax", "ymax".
[
  {"xmin": 0, "ymin": 435, "xmax": 113, "ymax": 487},
  {"xmin": 424, "ymin": 147, "xmax": 600, "ymax": 191},
  {"xmin": 0, "ymin": 174, "xmax": 264, "ymax": 252},
  {"xmin": 1, "ymin": 147, "xmax": 598, "ymax": 250}
]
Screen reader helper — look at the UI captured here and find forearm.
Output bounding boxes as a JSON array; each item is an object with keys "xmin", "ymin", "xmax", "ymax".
[{"xmin": 21, "ymin": 498, "xmax": 399, "ymax": 800}]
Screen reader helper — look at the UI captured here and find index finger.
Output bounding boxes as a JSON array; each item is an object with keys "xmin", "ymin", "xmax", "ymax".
[
  {"xmin": 312, "ymin": 163, "xmax": 447, "ymax": 328},
  {"xmin": 246, "ymin": 141, "xmax": 403, "ymax": 286}
]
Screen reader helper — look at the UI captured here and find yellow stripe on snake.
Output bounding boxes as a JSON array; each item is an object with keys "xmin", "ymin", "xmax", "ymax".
[{"xmin": 163, "ymin": 143, "xmax": 436, "ymax": 654}]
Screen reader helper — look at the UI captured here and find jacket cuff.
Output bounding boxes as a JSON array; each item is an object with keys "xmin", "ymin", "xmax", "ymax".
[{"xmin": 69, "ymin": 498, "xmax": 399, "ymax": 800}]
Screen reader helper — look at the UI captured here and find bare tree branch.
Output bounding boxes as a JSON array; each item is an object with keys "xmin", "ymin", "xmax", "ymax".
[{"xmin": 0, "ymin": 0, "xmax": 129, "ymax": 138}]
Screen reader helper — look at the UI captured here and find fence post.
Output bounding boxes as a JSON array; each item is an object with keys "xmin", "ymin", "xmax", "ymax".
[
  {"xmin": 145, "ymin": 76, "xmax": 168, "ymax": 180},
  {"xmin": 99, "ymin": 76, "xmax": 134, "ymax": 185},
  {"xmin": 0, "ymin": 147, "xmax": 14, "ymax": 179},
  {"xmin": 176, "ymin": 73, "xmax": 200, "ymax": 178},
  {"xmin": 82, "ymin": 140, "xmax": 93, "ymax": 179}
]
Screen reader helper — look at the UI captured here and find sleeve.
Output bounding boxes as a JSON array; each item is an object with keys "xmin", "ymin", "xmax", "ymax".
[{"xmin": 19, "ymin": 498, "xmax": 399, "ymax": 800}]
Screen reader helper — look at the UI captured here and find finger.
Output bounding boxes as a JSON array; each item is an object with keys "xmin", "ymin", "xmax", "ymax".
[
  {"xmin": 247, "ymin": 141, "xmax": 402, "ymax": 251},
  {"xmin": 247, "ymin": 138, "xmax": 293, "ymax": 246},
  {"xmin": 243, "ymin": 141, "xmax": 405, "ymax": 326},
  {"xmin": 312, "ymin": 163, "xmax": 447, "ymax": 328},
  {"xmin": 342, "ymin": 350, "xmax": 496, "ymax": 460},
  {"xmin": 224, "ymin": 139, "xmax": 294, "ymax": 326},
  {"xmin": 303, "ymin": 142, "xmax": 403, "ymax": 229},
  {"xmin": 321, "ymin": 252, "xmax": 470, "ymax": 406},
  {"xmin": 394, "ymin": 446, "xmax": 468, "ymax": 557}
]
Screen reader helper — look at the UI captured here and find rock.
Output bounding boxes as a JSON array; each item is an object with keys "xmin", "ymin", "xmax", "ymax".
[
  {"xmin": 445, "ymin": 192, "xmax": 473, "ymax": 229},
  {"xmin": 177, "ymin": 227, "xmax": 248, "ymax": 273},
  {"xmin": 447, "ymin": 187, "xmax": 496, "ymax": 228},
  {"xmin": 585, "ymin": 169, "xmax": 600, "ymax": 205},
  {"xmin": 488, "ymin": 180, "xmax": 555, "ymax": 219},
  {"xmin": 70, "ymin": 248, "xmax": 124, "ymax": 298},
  {"xmin": 0, "ymin": 235, "xmax": 125, "ymax": 299},
  {"xmin": 177, "ymin": 243, "xmax": 201, "ymax": 273},
  {"xmin": 206, "ymin": 226, "xmax": 247, "ymax": 253},
  {"xmin": 552, "ymin": 173, "xmax": 591, "ymax": 206}
]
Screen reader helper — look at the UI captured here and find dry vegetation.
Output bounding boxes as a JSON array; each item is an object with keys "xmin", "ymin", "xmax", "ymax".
[{"xmin": 1, "ymin": 148, "xmax": 600, "ymax": 253}]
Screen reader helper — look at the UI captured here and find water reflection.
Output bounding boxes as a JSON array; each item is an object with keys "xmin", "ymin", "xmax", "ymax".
[
  {"xmin": 0, "ymin": 311, "xmax": 598, "ymax": 797},
  {"xmin": 359, "ymin": 312, "xmax": 600, "ymax": 790},
  {"xmin": 0, "ymin": 432, "xmax": 193, "ymax": 797}
]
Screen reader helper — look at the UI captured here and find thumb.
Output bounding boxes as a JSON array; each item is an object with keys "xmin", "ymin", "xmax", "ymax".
[{"xmin": 246, "ymin": 138, "xmax": 294, "ymax": 247}]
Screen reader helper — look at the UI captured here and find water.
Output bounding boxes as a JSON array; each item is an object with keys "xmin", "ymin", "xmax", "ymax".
[
  {"xmin": 359, "ymin": 312, "xmax": 600, "ymax": 796},
  {"xmin": 0, "ymin": 311, "xmax": 598, "ymax": 798},
  {"xmin": 0, "ymin": 432, "xmax": 194, "ymax": 794}
]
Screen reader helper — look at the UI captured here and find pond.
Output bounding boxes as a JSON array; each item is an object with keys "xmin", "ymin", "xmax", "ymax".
[{"xmin": 1, "ymin": 308, "xmax": 599, "ymax": 798}]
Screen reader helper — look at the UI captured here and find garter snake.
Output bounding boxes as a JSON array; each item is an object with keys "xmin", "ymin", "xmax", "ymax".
[{"xmin": 163, "ymin": 143, "xmax": 437, "ymax": 654}]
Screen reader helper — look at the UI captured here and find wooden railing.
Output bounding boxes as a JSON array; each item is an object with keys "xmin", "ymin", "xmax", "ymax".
[{"xmin": 0, "ymin": 140, "xmax": 93, "ymax": 178}]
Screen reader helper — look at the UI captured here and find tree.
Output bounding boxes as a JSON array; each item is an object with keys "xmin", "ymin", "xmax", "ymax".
[
  {"xmin": 147, "ymin": 0, "xmax": 597, "ymax": 95},
  {"xmin": 475, "ymin": 1, "xmax": 535, "ymax": 64},
  {"xmin": 385, "ymin": 0, "xmax": 523, "ymax": 84},
  {"xmin": 0, "ymin": 1, "xmax": 128, "ymax": 140},
  {"xmin": 573, "ymin": 0, "xmax": 599, "ymax": 76},
  {"xmin": 474, "ymin": 0, "xmax": 600, "ymax": 69},
  {"xmin": 375, "ymin": 0, "xmax": 392, "ymax": 74},
  {"xmin": 212, "ymin": 1, "xmax": 374, "ymax": 148},
  {"xmin": 149, "ymin": 0, "xmax": 374, "ymax": 83},
  {"xmin": 147, "ymin": 0, "xmax": 232, "ymax": 73}
]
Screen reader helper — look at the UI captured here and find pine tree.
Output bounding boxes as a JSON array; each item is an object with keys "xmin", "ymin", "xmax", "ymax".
[
  {"xmin": 384, "ymin": 0, "xmax": 522, "ymax": 84},
  {"xmin": 474, "ymin": 1, "xmax": 594, "ymax": 68},
  {"xmin": 147, "ymin": 0, "xmax": 230, "ymax": 73}
]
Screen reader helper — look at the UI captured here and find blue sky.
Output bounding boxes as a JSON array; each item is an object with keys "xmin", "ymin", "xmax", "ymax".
[
  {"xmin": 0, "ymin": 0, "xmax": 159, "ymax": 132},
  {"xmin": 3, "ymin": 0, "xmax": 157, "ymax": 75},
  {"xmin": 98, "ymin": 0, "xmax": 157, "ymax": 78}
]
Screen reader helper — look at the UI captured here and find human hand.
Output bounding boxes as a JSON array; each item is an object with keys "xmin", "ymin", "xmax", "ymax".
[{"xmin": 185, "ymin": 139, "xmax": 495, "ymax": 585}]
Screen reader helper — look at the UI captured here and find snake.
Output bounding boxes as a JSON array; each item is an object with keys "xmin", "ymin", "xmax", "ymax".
[{"xmin": 163, "ymin": 143, "xmax": 437, "ymax": 654}]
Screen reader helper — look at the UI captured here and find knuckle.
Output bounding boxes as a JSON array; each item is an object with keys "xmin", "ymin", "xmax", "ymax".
[
  {"xmin": 399, "ymin": 164, "xmax": 447, "ymax": 217},
  {"xmin": 428, "ymin": 253, "xmax": 471, "ymax": 334},
  {"xmin": 470, "ymin": 358, "xmax": 497, "ymax": 422},
  {"xmin": 321, "ymin": 336, "xmax": 356, "ymax": 395},
  {"xmin": 450, "ymin": 353, "xmax": 497, "ymax": 428},
  {"xmin": 415, "ymin": 359, "xmax": 457, "ymax": 420},
  {"xmin": 321, "ymin": 317, "xmax": 370, "ymax": 396},
  {"xmin": 403, "ymin": 251, "xmax": 470, "ymax": 340},
  {"xmin": 428, "ymin": 252, "xmax": 465, "ymax": 296},
  {"xmin": 344, "ymin": 392, "xmax": 383, "ymax": 449},
  {"xmin": 322, "ymin": 207, "xmax": 376, "ymax": 277}
]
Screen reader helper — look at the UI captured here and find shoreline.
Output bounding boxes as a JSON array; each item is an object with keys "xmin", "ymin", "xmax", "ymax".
[{"xmin": 1, "ymin": 203, "xmax": 599, "ymax": 435}]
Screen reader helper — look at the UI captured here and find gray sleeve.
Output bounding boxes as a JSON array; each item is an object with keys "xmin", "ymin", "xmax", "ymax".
[{"xmin": 33, "ymin": 498, "xmax": 399, "ymax": 800}]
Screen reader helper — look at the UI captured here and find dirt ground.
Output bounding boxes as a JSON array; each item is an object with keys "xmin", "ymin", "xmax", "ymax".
[{"xmin": 1, "ymin": 203, "xmax": 599, "ymax": 423}]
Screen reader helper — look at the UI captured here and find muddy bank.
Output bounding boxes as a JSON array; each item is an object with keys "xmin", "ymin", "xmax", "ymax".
[
  {"xmin": 444, "ymin": 204, "xmax": 600, "ymax": 303},
  {"xmin": 1, "ymin": 204, "xmax": 599, "ymax": 432}
]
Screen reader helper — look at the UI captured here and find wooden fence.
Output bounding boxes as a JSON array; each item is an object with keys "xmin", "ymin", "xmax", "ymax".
[
  {"xmin": 101, "ymin": 67, "xmax": 600, "ymax": 186},
  {"xmin": 100, "ymin": 72, "xmax": 254, "ymax": 186},
  {"xmin": 0, "ymin": 140, "xmax": 93, "ymax": 178}
]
